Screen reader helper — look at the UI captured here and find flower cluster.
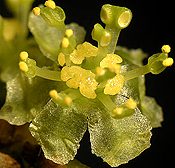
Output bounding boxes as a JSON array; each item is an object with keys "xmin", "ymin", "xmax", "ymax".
[{"xmin": 0, "ymin": 0, "xmax": 173, "ymax": 167}]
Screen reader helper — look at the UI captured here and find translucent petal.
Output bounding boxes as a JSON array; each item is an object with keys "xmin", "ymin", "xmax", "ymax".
[
  {"xmin": 0, "ymin": 74, "xmax": 59, "ymax": 125},
  {"xmin": 29, "ymin": 100, "xmax": 87, "ymax": 165},
  {"xmin": 28, "ymin": 12, "xmax": 64, "ymax": 61},
  {"xmin": 88, "ymin": 107, "xmax": 152, "ymax": 167},
  {"xmin": 141, "ymin": 96, "xmax": 163, "ymax": 128}
]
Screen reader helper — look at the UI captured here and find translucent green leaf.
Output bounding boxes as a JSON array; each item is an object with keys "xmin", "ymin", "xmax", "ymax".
[
  {"xmin": 141, "ymin": 96, "xmax": 163, "ymax": 128},
  {"xmin": 0, "ymin": 74, "xmax": 59, "ymax": 125},
  {"xmin": 28, "ymin": 12, "xmax": 65, "ymax": 61},
  {"xmin": 29, "ymin": 100, "xmax": 88, "ymax": 165},
  {"xmin": 88, "ymin": 107, "xmax": 152, "ymax": 167}
]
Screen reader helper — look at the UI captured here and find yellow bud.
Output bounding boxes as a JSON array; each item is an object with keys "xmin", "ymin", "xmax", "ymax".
[
  {"xmin": 96, "ymin": 67, "xmax": 106, "ymax": 76},
  {"xmin": 32, "ymin": 7, "xmax": 41, "ymax": 16},
  {"xmin": 112, "ymin": 107, "xmax": 123, "ymax": 117},
  {"xmin": 65, "ymin": 29, "xmax": 73, "ymax": 37},
  {"xmin": 162, "ymin": 58, "xmax": 174, "ymax": 67},
  {"xmin": 49, "ymin": 90, "xmax": 60, "ymax": 100},
  {"xmin": 58, "ymin": 52, "xmax": 66, "ymax": 66},
  {"xmin": 19, "ymin": 61, "xmax": 28, "ymax": 72},
  {"xmin": 61, "ymin": 37, "xmax": 69, "ymax": 48},
  {"xmin": 125, "ymin": 97, "xmax": 137, "ymax": 109},
  {"xmin": 44, "ymin": 0, "xmax": 56, "ymax": 9},
  {"xmin": 20, "ymin": 51, "xmax": 28, "ymax": 61},
  {"xmin": 161, "ymin": 45, "xmax": 171, "ymax": 53},
  {"xmin": 64, "ymin": 96, "xmax": 73, "ymax": 106}
]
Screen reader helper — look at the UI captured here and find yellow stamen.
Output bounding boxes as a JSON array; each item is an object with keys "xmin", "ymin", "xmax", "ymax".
[
  {"xmin": 161, "ymin": 45, "xmax": 171, "ymax": 54},
  {"xmin": 112, "ymin": 107, "xmax": 123, "ymax": 117},
  {"xmin": 58, "ymin": 52, "xmax": 66, "ymax": 66},
  {"xmin": 64, "ymin": 96, "xmax": 72, "ymax": 106},
  {"xmin": 65, "ymin": 29, "xmax": 73, "ymax": 37},
  {"xmin": 61, "ymin": 37, "xmax": 69, "ymax": 48},
  {"xmin": 19, "ymin": 51, "xmax": 28, "ymax": 61},
  {"xmin": 162, "ymin": 58, "xmax": 174, "ymax": 67},
  {"xmin": 19, "ymin": 61, "xmax": 29, "ymax": 72},
  {"xmin": 96, "ymin": 67, "xmax": 106, "ymax": 76},
  {"xmin": 49, "ymin": 90, "xmax": 60, "ymax": 100},
  {"xmin": 44, "ymin": 0, "xmax": 56, "ymax": 9},
  {"xmin": 125, "ymin": 97, "xmax": 137, "ymax": 109},
  {"xmin": 32, "ymin": 7, "xmax": 41, "ymax": 16}
]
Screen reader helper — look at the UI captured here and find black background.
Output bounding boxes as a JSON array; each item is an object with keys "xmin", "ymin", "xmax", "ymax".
[{"xmin": 0, "ymin": 0, "xmax": 175, "ymax": 168}]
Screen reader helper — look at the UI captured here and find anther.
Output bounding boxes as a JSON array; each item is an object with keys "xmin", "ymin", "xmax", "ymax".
[
  {"xmin": 65, "ymin": 29, "xmax": 73, "ymax": 38},
  {"xmin": 44, "ymin": 0, "xmax": 56, "ymax": 9},
  {"xmin": 125, "ymin": 97, "xmax": 137, "ymax": 109},
  {"xmin": 58, "ymin": 52, "xmax": 66, "ymax": 66},
  {"xmin": 162, "ymin": 58, "xmax": 174, "ymax": 67},
  {"xmin": 19, "ymin": 51, "xmax": 28, "ymax": 61},
  {"xmin": 161, "ymin": 45, "xmax": 171, "ymax": 54},
  {"xmin": 49, "ymin": 90, "xmax": 60, "ymax": 100},
  {"xmin": 64, "ymin": 96, "xmax": 73, "ymax": 106},
  {"xmin": 96, "ymin": 67, "xmax": 106, "ymax": 76},
  {"xmin": 61, "ymin": 37, "xmax": 69, "ymax": 48},
  {"xmin": 32, "ymin": 7, "xmax": 41, "ymax": 16},
  {"xmin": 19, "ymin": 61, "xmax": 29, "ymax": 72}
]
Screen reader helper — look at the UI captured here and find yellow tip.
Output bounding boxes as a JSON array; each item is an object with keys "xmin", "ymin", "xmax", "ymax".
[
  {"xmin": 33, "ymin": 7, "xmax": 41, "ymax": 16},
  {"xmin": 65, "ymin": 29, "xmax": 73, "ymax": 38},
  {"xmin": 49, "ymin": 90, "xmax": 60, "ymax": 100},
  {"xmin": 58, "ymin": 52, "xmax": 66, "ymax": 66},
  {"xmin": 44, "ymin": 0, "xmax": 56, "ymax": 9},
  {"xmin": 161, "ymin": 45, "xmax": 171, "ymax": 53},
  {"xmin": 64, "ymin": 96, "xmax": 72, "ymax": 106},
  {"xmin": 96, "ymin": 67, "xmax": 106, "ymax": 76},
  {"xmin": 19, "ymin": 61, "xmax": 28, "ymax": 72},
  {"xmin": 112, "ymin": 107, "xmax": 123, "ymax": 116},
  {"xmin": 61, "ymin": 37, "xmax": 69, "ymax": 48},
  {"xmin": 125, "ymin": 98, "xmax": 137, "ymax": 109},
  {"xmin": 162, "ymin": 58, "xmax": 174, "ymax": 67},
  {"xmin": 20, "ymin": 51, "xmax": 28, "ymax": 61}
]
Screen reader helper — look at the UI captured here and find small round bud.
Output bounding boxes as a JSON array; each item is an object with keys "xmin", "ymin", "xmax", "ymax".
[
  {"xmin": 44, "ymin": 0, "xmax": 56, "ymax": 9},
  {"xmin": 19, "ymin": 61, "xmax": 28, "ymax": 72},
  {"xmin": 61, "ymin": 37, "xmax": 69, "ymax": 48},
  {"xmin": 65, "ymin": 29, "xmax": 73, "ymax": 37},
  {"xmin": 33, "ymin": 7, "xmax": 41, "ymax": 16},
  {"xmin": 161, "ymin": 45, "xmax": 171, "ymax": 54},
  {"xmin": 125, "ymin": 98, "xmax": 137, "ymax": 109},
  {"xmin": 19, "ymin": 51, "xmax": 28, "ymax": 61},
  {"xmin": 49, "ymin": 90, "xmax": 60, "ymax": 100},
  {"xmin": 162, "ymin": 58, "xmax": 174, "ymax": 67},
  {"xmin": 58, "ymin": 52, "xmax": 66, "ymax": 66}
]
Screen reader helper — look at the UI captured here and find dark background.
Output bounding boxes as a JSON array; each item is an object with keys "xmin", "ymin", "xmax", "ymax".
[{"xmin": 0, "ymin": 0, "xmax": 174, "ymax": 168}]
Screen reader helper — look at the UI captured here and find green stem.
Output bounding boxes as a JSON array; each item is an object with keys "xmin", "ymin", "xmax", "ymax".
[
  {"xmin": 36, "ymin": 67, "xmax": 61, "ymax": 81},
  {"xmin": 122, "ymin": 64, "xmax": 150, "ymax": 81},
  {"xmin": 97, "ymin": 93, "xmax": 116, "ymax": 111}
]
